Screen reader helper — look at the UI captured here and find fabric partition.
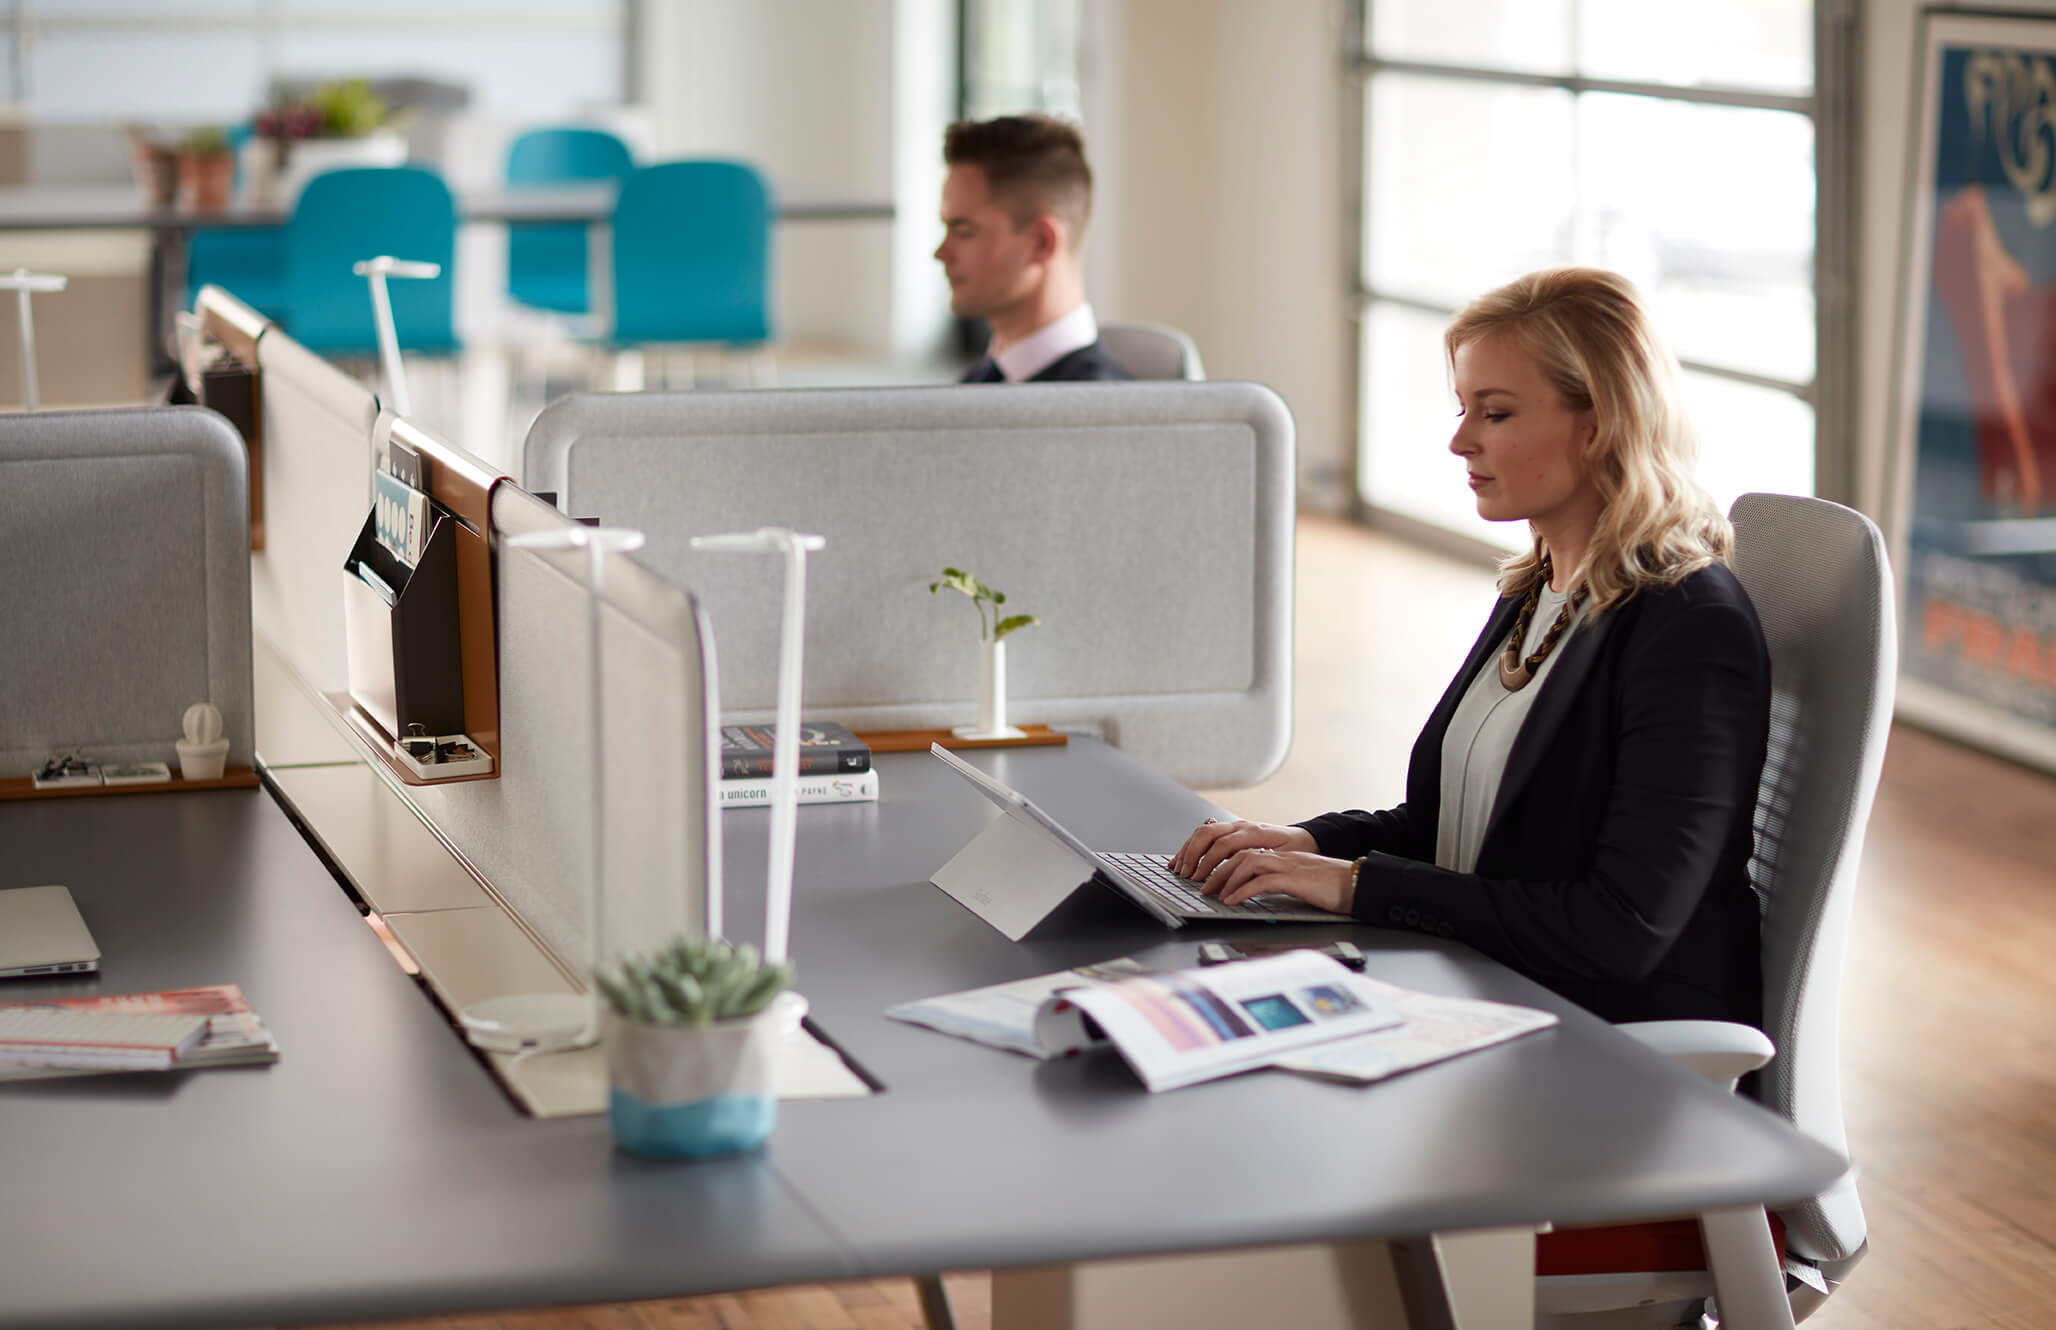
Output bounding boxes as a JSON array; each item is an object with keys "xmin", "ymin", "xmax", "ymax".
[
  {"xmin": 249, "ymin": 328, "xmax": 378, "ymax": 693},
  {"xmin": 523, "ymin": 382, "xmax": 1294, "ymax": 789},
  {"xmin": 0, "ymin": 407, "xmax": 254, "ymax": 775}
]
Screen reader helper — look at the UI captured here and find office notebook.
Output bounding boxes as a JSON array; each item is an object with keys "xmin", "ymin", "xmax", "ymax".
[
  {"xmin": 929, "ymin": 745, "xmax": 1348, "ymax": 939},
  {"xmin": 0, "ymin": 885, "xmax": 101, "ymax": 979}
]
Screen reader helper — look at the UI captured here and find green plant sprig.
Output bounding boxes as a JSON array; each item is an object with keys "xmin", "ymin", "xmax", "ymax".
[
  {"xmin": 594, "ymin": 937, "xmax": 794, "ymax": 1028},
  {"xmin": 929, "ymin": 566, "xmax": 1039, "ymax": 643}
]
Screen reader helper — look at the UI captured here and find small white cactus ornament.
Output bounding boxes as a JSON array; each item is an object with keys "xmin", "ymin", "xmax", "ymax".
[{"xmin": 176, "ymin": 701, "xmax": 229, "ymax": 780}]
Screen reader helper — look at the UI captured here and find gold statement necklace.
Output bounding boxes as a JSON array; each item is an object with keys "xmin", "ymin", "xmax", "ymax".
[{"xmin": 1498, "ymin": 558, "xmax": 1588, "ymax": 692}]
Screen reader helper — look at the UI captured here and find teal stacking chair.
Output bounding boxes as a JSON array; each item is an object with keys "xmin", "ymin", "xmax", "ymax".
[
  {"xmin": 609, "ymin": 160, "xmax": 773, "ymax": 368},
  {"xmin": 506, "ymin": 127, "xmax": 633, "ymax": 316},
  {"xmin": 283, "ymin": 166, "xmax": 458, "ymax": 358}
]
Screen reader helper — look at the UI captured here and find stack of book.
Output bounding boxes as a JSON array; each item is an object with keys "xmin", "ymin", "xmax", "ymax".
[
  {"xmin": 718, "ymin": 722, "xmax": 878, "ymax": 807},
  {"xmin": 0, "ymin": 984, "xmax": 280, "ymax": 1081}
]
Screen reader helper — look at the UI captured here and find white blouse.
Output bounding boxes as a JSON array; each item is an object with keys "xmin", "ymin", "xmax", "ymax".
[{"xmin": 1435, "ymin": 582, "xmax": 1587, "ymax": 874}]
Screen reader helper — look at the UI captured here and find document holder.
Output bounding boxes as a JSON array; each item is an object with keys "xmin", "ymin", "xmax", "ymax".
[{"xmin": 343, "ymin": 506, "xmax": 465, "ymax": 744}]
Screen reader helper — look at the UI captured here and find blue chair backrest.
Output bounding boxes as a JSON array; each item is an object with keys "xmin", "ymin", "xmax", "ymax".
[
  {"xmin": 505, "ymin": 127, "xmax": 633, "ymax": 314},
  {"xmin": 285, "ymin": 165, "xmax": 457, "ymax": 356},
  {"xmin": 611, "ymin": 159, "xmax": 772, "ymax": 345}
]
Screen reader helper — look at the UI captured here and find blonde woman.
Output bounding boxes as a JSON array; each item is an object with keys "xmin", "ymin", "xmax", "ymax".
[{"xmin": 1172, "ymin": 268, "xmax": 1771, "ymax": 1027}]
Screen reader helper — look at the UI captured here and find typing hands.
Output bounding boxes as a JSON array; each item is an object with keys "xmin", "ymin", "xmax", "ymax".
[{"xmin": 1169, "ymin": 819, "xmax": 1358, "ymax": 914}]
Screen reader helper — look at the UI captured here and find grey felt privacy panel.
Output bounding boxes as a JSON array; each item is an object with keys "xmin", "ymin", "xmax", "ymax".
[
  {"xmin": 524, "ymin": 383, "xmax": 1294, "ymax": 788},
  {"xmin": 394, "ymin": 482, "xmax": 720, "ymax": 976},
  {"xmin": 0, "ymin": 407, "xmax": 253, "ymax": 775},
  {"xmin": 250, "ymin": 331, "xmax": 376, "ymax": 691}
]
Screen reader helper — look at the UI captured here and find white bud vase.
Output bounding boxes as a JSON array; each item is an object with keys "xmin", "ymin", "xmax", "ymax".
[{"xmin": 954, "ymin": 636, "xmax": 1027, "ymax": 740}]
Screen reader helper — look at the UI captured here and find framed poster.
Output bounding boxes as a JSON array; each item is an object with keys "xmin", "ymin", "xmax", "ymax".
[{"xmin": 1890, "ymin": 10, "xmax": 2056, "ymax": 772}]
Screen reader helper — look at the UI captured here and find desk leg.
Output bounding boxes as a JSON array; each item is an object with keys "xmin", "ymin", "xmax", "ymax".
[
  {"xmin": 990, "ymin": 1236, "xmax": 1518, "ymax": 1329},
  {"xmin": 914, "ymin": 1273, "xmax": 958, "ymax": 1330},
  {"xmin": 1392, "ymin": 1228, "xmax": 1535, "ymax": 1329},
  {"xmin": 1700, "ymin": 1206, "xmax": 1796, "ymax": 1330}
]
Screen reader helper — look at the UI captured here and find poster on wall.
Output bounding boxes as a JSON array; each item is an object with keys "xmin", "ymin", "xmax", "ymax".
[{"xmin": 1891, "ymin": 11, "xmax": 2056, "ymax": 772}]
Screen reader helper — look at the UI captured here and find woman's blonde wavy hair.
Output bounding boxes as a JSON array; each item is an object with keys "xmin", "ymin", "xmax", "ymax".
[{"xmin": 1446, "ymin": 267, "xmax": 1731, "ymax": 611}]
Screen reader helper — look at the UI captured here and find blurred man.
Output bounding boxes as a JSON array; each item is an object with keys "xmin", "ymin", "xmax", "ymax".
[{"xmin": 936, "ymin": 115, "xmax": 1131, "ymax": 382}]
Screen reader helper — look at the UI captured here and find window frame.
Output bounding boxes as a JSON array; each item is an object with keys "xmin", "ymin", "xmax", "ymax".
[{"xmin": 1341, "ymin": 0, "xmax": 1861, "ymax": 558}]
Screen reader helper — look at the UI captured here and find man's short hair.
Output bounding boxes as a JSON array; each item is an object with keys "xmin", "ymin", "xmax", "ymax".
[{"xmin": 943, "ymin": 114, "xmax": 1093, "ymax": 240}]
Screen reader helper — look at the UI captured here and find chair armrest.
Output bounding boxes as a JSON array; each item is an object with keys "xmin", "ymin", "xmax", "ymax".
[{"xmin": 1619, "ymin": 1020, "xmax": 1775, "ymax": 1090}]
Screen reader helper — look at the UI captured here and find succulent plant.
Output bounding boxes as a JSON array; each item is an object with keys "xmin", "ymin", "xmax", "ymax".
[
  {"xmin": 178, "ymin": 126, "xmax": 233, "ymax": 156},
  {"xmin": 594, "ymin": 937, "xmax": 794, "ymax": 1028}
]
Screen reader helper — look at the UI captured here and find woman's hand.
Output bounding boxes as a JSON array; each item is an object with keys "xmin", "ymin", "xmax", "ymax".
[
  {"xmin": 1203, "ymin": 849, "xmax": 1358, "ymax": 913},
  {"xmin": 1170, "ymin": 818, "xmax": 1317, "ymax": 880}
]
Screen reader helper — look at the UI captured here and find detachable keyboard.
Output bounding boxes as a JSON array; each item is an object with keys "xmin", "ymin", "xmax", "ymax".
[{"xmin": 1100, "ymin": 852, "xmax": 1346, "ymax": 922}]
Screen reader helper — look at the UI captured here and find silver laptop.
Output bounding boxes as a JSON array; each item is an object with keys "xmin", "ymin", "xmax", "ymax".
[
  {"xmin": 0, "ymin": 886, "xmax": 102, "ymax": 978},
  {"xmin": 929, "ymin": 745, "xmax": 1348, "ymax": 930}
]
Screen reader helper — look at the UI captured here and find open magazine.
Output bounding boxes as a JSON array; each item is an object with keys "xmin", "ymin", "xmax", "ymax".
[
  {"xmin": 1035, "ymin": 952, "xmax": 1403, "ymax": 1091},
  {"xmin": 886, "ymin": 952, "xmax": 1558, "ymax": 1092}
]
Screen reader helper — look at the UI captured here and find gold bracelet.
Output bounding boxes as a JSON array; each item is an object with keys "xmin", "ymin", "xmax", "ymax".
[{"xmin": 1347, "ymin": 856, "xmax": 1367, "ymax": 908}]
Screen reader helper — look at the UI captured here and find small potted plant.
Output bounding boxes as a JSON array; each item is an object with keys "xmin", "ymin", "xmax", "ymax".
[
  {"xmin": 930, "ymin": 567, "xmax": 1039, "ymax": 739},
  {"xmin": 176, "ymin": 126, "xmax": 236, "ymax": 212},
  {"xmin": 594, "ymin": 937, "xmax": 803, "ymax": 1159},
  {"xmin": 264, "ymin": 79, "xmax": 409, "ymax": 207},
  {"xmin": 122, "ymin": 124, "xmax": 178, "ymax": 208}
]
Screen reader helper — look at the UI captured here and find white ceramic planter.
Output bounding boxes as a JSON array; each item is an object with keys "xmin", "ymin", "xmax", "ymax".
[
  {"xmin": 953, "ymin": 637, "xmax": 1026, "ymax": 741},
  {"xmin": 262, "ymin": 130, "xmax": 409, "ymax": 210},
  {"xmin": 174, "ymin": 737, "xmax": 229, "ymax": 781},
  {"xmin": 604, "ymin": 990, "xmax": 807, "ymax": 1159}
]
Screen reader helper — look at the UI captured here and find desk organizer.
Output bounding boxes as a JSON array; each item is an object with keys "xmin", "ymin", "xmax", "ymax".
[
  {"xmin": 343, "ymin": 505, "xmax": 469, "ymax": 752},
  {"xmin": 0, "ymin": 767, "xmax": 261, "ymax": 802}
]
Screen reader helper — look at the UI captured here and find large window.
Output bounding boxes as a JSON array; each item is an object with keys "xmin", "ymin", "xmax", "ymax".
[{"xmin": 1352, "ymin": 0, "xmax": 1852, "ymax": 552}]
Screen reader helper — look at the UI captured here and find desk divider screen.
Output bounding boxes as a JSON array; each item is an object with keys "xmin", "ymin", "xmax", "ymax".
[
  {"xmin": 524, "ymin": 382, "xmax": 1295, "ymax": 788},
  {"xmin": 0, "ymin": 407, "xmax": 253, "ymax": 776},
  {"xmin": 249, "ymin": 324, "xmax": 378, "ymax": 693},
  {"xmin": 392, "ymin": 480, "xmax": 721, "ymax": 978}
]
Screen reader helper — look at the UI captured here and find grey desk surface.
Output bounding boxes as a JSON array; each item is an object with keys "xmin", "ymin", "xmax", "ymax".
[
  {"xmin": 0, "ymin": 183, "xmax": 894, "ymax": 231},
  {"xmin": 0, "ymin": 741, "xmax": 1847, "ymax": 1329}
]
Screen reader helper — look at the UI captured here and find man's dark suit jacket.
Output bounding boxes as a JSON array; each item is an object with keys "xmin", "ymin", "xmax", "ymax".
[
  {"xmin": 959, "ymin": 340, "xmax": 1134, "ymax": 382},
  {"xmin": 1297, "ymin": 564, "xmax": 1771, "ymax": 1027}
]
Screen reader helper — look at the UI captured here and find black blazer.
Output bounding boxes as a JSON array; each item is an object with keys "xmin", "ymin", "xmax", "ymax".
[
  {"xmin": 959, "ymin": 340, "xmax": 1134, "ymax": 383},
  {"xmin": 1297, "ymin": 564, "xmax": 1771, "ymax": 1027}
]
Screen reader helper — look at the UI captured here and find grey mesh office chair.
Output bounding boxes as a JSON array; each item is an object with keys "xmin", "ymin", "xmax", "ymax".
[
  {"xmin": 1537, "ymin": 493, "xmax": 1894, "ymax": 1327},
  {"xmin": 1097, "ymin": 321, "xmax": 1205, "ymax": 380}
]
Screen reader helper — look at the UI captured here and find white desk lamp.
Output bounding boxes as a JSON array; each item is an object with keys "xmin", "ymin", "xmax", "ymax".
[
  {"xmin": 353, "ymin": 256, "xmax": 440, "ymax": 417},
  {"xmin": 0, "ymin": 269, "xmax": 66, "ymax": 411},
  {"xmin": 688, "ymin": 528, "xmax": 825, "ymax": 963},
  {"xmin": 459, "ymin": 524, "xmax": 646, "ymax": 1054}
]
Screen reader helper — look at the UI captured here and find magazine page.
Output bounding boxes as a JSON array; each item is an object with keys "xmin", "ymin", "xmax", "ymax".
[
  {"xmin": 1036, "ymin": 953, "xmax": 1402, "ymax": 1092},
  {"xmin": 1272, "ymin": 976, "xmax": 1556, "ymax": 1085},
  {"xmin": 884, "ymin": 958, "xmax": 1151, "ymax": 1058}
]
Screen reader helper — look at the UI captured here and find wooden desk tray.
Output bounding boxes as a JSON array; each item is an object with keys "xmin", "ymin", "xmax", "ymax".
[
  {"xmin": 856, "ymin": 725, "xmax": 1069, "ymax": 753},
  {"xmin": 0, "ymin": 766, "xmax": 261, "ymax": 801}
]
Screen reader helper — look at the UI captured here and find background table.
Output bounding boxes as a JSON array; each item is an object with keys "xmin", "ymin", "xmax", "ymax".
[{"xmin": 0, "ymin": 742, "xmax": 1846, "ymax": 1328}]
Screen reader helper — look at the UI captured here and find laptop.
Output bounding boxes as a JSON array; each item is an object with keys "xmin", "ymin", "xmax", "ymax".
[
  {"xmin": 0, "ymin": 885, "xmax": 102, "ymax": 978},
  {"xmin": 929, "ymin": 744, "xmax": 1349, "ymax": 938}
]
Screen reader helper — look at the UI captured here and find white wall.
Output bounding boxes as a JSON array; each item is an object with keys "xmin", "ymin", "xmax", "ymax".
[{"xmin": 1092, "ymin": 0, "xmax": 1353, "ymax": 511}]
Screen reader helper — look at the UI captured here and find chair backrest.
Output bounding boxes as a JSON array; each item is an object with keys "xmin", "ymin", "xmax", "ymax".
[
  {"xmin": 285, "ymin": 166, "xmax": 458, "ymax": 356},
  {"xmin": 505, "ymin": 128, "xmax": 634, "ymax": 315},
  {"xmin": 610, "ymin": 159, "xmax": 772, "ymax": 346},
  {"xmin": 1728, "ymin": 492, "xmax": 1896, "ymax": 1265},
  {"xmin": 1098, "ymin": 321, "xmax": 1205, "ymax": 380},
  {"xmin": 506, "ymin": 126, "xmax": 634, "ymax": 184}
]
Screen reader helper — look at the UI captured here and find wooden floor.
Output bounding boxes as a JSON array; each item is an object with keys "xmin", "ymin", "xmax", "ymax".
[{"xmin": 314, "ymin": 515, "xmax": 2056, "ymax": 1329}]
